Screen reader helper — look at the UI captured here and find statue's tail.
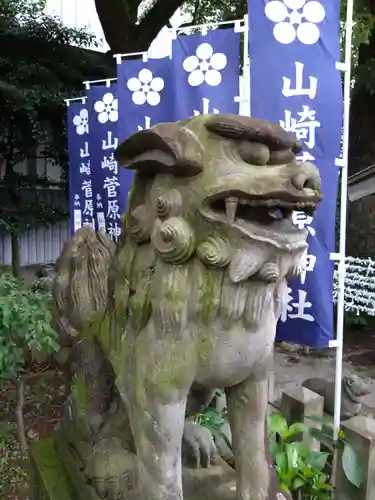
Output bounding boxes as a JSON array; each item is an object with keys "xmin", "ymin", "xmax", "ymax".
[{"xmin": 52, "ymin": 227, "xmax": 116, "ymax": 344}]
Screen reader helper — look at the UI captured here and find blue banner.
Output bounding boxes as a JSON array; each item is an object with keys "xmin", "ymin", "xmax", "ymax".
[
  {"xmin": 87, "ymin": 84, "xmax": 122, "ymax": 241},
  {"xmin": 248, "ymin": 0, "xmax": 342, "ymax": 347},
  {"xmin": 67, "ymin": 99, "xmax": 95, "ymax": 233},
  {"xmin": 116, "ymin": 56, "xmax": 176, "ymax": 204},
  {"xmin": 171, "ymin": 29, "xmax": 240, "ymax": 118},
  {"xmin": 117, "ymin": 56, "xmax": 176, "ymax": 136}
]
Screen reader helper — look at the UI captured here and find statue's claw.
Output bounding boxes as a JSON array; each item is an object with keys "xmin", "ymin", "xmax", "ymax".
[{"xmin": 182, "ymin": 420, "xmax": 217, "ymax": 468}]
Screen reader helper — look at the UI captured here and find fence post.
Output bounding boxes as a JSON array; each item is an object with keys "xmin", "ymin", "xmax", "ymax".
[
  {"xmin": 336, "ymin": 415, "xmax": 375, "ymax": 500},
  {"xmin": 280, "ymin": 387, "xmax": 324, "ymax": 451}
]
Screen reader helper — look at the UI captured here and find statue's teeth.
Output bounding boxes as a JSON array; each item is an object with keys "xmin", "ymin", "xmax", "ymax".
[
  {"xmin": 225, "ymin": 197, "xmax": 238, "ymax": 224},
  {"xmin": 268, "ymin": 208, "xmax": 282, "ymax": 219}
]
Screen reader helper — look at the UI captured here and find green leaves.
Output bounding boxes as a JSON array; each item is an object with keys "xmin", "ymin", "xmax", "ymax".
[
  {"xmin": 268, "ymin": 412, "xmax": 332, "ymax": 499},
  {"xmin": 0, "ymin": 273, "xmax": 58, "ymax": 382},
  {"xmin": 0, "ymin": 0, "xmax": 113, "ymax": 220},
  {"xmin": 342, "ymin": 442, "xmax": 365, "ymax": 488}
]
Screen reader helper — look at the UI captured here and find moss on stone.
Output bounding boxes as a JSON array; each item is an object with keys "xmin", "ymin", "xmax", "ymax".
[{"xmin": 30, "ymin": 438, "xmax": 76, "ymax": 500}]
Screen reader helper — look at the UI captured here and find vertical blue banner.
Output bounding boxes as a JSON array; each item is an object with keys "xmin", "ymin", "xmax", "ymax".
[
  {"xmin": 248, "ymin": 0, "xmax": 342, "ymax": 347},
  {"xmin": 87, "ymin": 84, "xmax": 122, "ymax": 241},
  {"xmin": 116, "ymin": 56, "xmax": 175, "ymax": 206},
  {"xmin": 67, "ymin": 99, "xmax": 95, "ymax": 234},
  {"xmin": 171, "ymin": 29, "xmax": 241, "ymax": 119}
]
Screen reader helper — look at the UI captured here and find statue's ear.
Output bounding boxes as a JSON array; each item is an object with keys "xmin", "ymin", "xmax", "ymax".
[{"xmin": 114, "ymin": 123, "xmax": 203, "ymax": 177}]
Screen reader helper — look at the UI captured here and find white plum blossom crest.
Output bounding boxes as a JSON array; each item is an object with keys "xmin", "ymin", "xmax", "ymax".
[
  {"xmin": 127, "ymin": 68, "xmax": 164, "ymax": 106},
  {"xmin": 72, "ymin": 109, "xmax": 89, "ymax": 135},
  {"xmin": 94, "ymin": 93, "xmax": 118, "ymax": 123},
  {"xmin": 183, "ymin": 43, "xmax": 227, "ymax": 87},
  {"xmin": 265, "ymin": 0, "xmax": 326, "ymax": 45}
]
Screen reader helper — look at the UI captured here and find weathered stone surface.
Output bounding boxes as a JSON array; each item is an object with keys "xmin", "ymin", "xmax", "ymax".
[
  {"xmin": 52, "ymin": 115, "xmax": 321, "ymax": 500},
  {"xmin": 336, "ymin": 415, "xmax": 375, "ymax": 500},
  {"xmin": 281, "ymin": 386, "xmax": 324, "ymax": 451},
  {"xmin": 302, "ymin": 373, "xmax": 370, "ymax": 420}
]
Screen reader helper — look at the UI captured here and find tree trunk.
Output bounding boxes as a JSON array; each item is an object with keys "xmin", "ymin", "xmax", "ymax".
[
  {"xmin": 95, "ymin": 0, "xmax": 186, "ymax": 53},
  {"xmin": 11, "ymin": 232, "xmax": 21, "ymax": 278},
  {"xmin": 14, "ymin": 378, "xmax": 28, "ymax": 455}
]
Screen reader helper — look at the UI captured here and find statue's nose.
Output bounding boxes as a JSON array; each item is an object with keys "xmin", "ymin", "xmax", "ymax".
[{"xmin": 290, "ymin": 161, "xmax": 321, "ymax": 191}]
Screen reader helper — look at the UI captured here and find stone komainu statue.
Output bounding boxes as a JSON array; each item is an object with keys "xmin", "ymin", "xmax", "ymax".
[{"xmin": 53, "ymin": 115, "xmax": 322, "ymax": 500}]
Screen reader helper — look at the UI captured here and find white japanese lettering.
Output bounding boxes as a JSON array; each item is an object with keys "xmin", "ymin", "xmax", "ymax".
[
  {"xmin": 101, "ymin": 153, "xmax": 118, "ymax": 175},
  {"xmin": 96, "ymin": 194, "xmax": 104, "ymax": 209},
  {"xmin": 107, "ymin": 199, "xmax": 120, "ymax": 220},
  {"xmin": 296, "ymin": 151, "xmax": 316, "ymax": 162},
  {"xmin": 300, "ymin": 253, "xmax": 317, "ymax": 285},
  {"xmin": 80, "ymin": 142, "xmax": 90, "ymax": 158},
  {"xmin": 74, "ymin": 194, "xmax": 80, "ymax": 207},
  {"xmin": 292, "ymin": 211, "xmax": 316, "ymax": 237},
  {"xmin": 81, "ymin": 180, "xmax": 92, "ymax": 199},
  {"xmin": 103, "ymin": 176, "xmax": 120, "ymax": 198},
  {"xmin": 102, "ymin": 131, "xmax": 118, "ymax": 150},
  {"xmin": 108, "ymin": 222, "xmax": 122, "ymax": 241},
  {"xmin": 280, "ymin": 106, "xmax": 320, "ymax": 150},
  {"xmin": 194, "ymin": 98, "xmax": 219, "ymax": 116},
  {"xmin": 138, "ymin": 116, "xmax": 152, "ymax": 131},
  {"xmin": 281, "ymin": 288, "xmax": 314, "ymax": 322},
  {"xmin": 282, "ymin": 62, "xmax": 317, "ymax": 99},
  {"xmin": 83, "ymin": 199, "xmax": 93, "ymax": 217},
  {"xmin": 80, "ymin": 160, "xmax": 91, "ymax": 175}
]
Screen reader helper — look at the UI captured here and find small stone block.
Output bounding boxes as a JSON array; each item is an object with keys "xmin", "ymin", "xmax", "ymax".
[
  {"xmin": 281, "ymin": 387, "xmax": 324, "ymax": 451},
  {"xmin": 336, "ymin": 415, "xmax": 375, "ymax": 500}
]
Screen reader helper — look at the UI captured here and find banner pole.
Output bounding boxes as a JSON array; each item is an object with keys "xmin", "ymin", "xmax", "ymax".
[
  {"xmin": 333, "ymin": 0, "xmax": 354, "ymax": 442},
  {"xmin": 243, "ymin": 14, "xmax": 250, "ymax": 117}
]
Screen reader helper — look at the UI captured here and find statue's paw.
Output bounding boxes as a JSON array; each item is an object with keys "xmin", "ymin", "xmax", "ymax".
[{"xmin": 182, "ymin": 420, "xmax": 217, "ymax": 469}]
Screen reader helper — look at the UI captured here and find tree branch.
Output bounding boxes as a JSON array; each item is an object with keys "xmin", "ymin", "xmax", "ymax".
[
  {"xmin": 95, "ymin": 0, "xmax": 185, "ymax": 53},
  {"xmin": 94, "ymin": 0, "xmax": 142, "ymax": 52},
  {"xmin": 135, "ymin": 0, "xmax": 186, "ymax": 49}
]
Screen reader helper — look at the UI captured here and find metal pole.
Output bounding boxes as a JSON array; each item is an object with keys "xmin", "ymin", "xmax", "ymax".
[
  {"xmin": 242, "ymin": 14, "xmax": 251, "ymax": 117},
  {"xmin": 333, "ymin": 0, "xmax": 354, "ymax": 440}
]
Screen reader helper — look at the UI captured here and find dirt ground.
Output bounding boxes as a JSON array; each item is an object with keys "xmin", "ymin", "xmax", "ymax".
[{"xmin": 2, "ymin": 325, "xmax": 375, "ymax": 499}]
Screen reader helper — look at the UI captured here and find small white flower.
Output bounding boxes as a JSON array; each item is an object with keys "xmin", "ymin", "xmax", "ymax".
[
  {"xmin": 72, "ymin": 108, "xmax": 89, "ymax": 135},
  {"xmin": 127, "ymin": 68, "xmax": 164, "ymax": 106},
  {"xmin": 265, "ymin": 0, "xmax": 325, "ymax": 45},
  {"xmin": 183, "ymin": 43, "xmax": 227, "ymax": 87},
  {"xmin": 94, "ymin": 93, "xmax": 118, "ymax": 124}
]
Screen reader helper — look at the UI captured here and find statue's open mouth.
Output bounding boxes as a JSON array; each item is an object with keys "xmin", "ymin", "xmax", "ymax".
[
  {"xmin": 200, "ymin": 190, "xmax": 321, "ymax": 248},
  {"xmin": 207, "ymin": 195, "xmax": 316, "ymax": 225}
]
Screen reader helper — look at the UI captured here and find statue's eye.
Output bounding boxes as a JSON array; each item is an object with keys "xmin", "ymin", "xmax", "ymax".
[
  {"xmin": 238, "ymin": 141, "xmax": 270, "ymax": 165},
  {"xmin": 268, "ymin": 149, "xmax": 296, "ymax": 165}
]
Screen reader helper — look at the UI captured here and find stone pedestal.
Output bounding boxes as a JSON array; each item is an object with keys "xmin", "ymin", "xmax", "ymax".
[
  {"xmin": 30, "ymin": 435, "xmax": 237, "ymax": 500},
  {"xmin": 30, "ymin": 432, "xmax": 290, "ymax": 500}
]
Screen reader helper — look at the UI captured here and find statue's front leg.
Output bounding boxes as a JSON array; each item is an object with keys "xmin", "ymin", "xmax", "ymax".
[
  {"xmin": 130, "ymin": 387, "xmax": 188, "ymax": 500},
  {"xmin": 226, "ymin": 377, "xmax": 269, "ymax": 500},
  {"xmin": 125, "ymin": 335, "xmax": 193, "ymax": 500}
]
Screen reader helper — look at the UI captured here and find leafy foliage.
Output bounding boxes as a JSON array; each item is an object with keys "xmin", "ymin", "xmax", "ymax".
[
  {"xmin": 194, "ymin": 401, "xmax": 365, "ymax": 499},
  {"xmin": 0, "ymin": 273, "xmax": 58, "ymax": 381},
  {"xmin": 0, "ymin": 0, "xmax": 113, "ymax": 255},
  {"xmin": 269, "ymin": 413, "xmax": 332, "ymax": 499},
  {"xmin": 0, "ymin": 0, "xmax": 113, "ymax": 274},
  {"xmin": 305, "ymin": 415, "xmax": 365, "ymax": 490}
]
